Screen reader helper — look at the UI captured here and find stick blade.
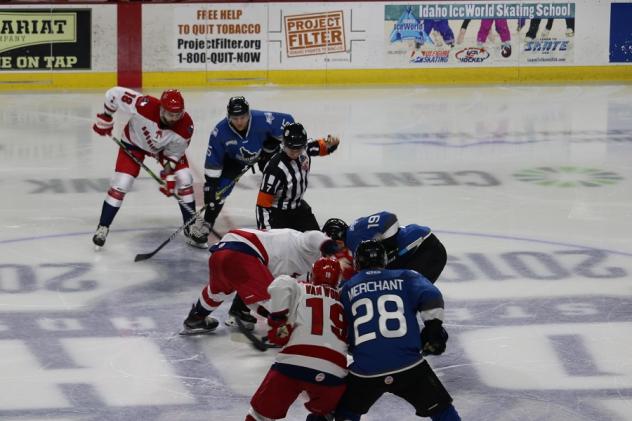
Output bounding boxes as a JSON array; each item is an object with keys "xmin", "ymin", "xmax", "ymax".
[
  {"xmin": 134, "ymin": 252, "xmax": 154, "ymax": 262},
  {"xmin": 235, "ymin": 317, "xmax": 269, "ymax": 352}
]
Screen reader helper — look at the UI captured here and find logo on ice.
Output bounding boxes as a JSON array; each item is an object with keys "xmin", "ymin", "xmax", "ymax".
[{"xmin": 284, "ymin": 11, "xmax": 346, "ymax": 57}]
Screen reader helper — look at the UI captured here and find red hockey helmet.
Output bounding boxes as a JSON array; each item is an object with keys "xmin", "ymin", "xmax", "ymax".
[
  {"xmin": 311, "ymin": 257, "xmax": 342, "ymax": 287},
  {"xmin": 160, "ymin": 89, "xmax": 185, "ymax": 113}
]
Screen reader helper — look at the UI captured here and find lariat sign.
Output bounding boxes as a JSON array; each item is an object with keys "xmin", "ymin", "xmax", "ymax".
[{"xmin": 0, "ymin": 9, "xmax": 91, "ymax": 71}]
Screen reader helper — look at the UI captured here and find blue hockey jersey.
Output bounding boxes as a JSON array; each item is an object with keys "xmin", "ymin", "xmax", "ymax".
[
  {"xmin": 340, "ymin": 267, "xmax": 444, "ymax": 376},
  {"xmin": 345, "ymin": 211, "xmax": 432, "ymax": 258},
  {"xmin": 204, "ymin": 110, "xmax": 294, "ymax": 178}
]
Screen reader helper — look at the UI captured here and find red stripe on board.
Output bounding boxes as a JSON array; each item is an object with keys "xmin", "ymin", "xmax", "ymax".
[{"xmin": 117, "ymin": 2, "xmax": 142, "ymax": 88}]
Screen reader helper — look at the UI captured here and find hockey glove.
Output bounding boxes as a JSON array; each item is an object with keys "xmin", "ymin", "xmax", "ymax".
[
  {"xmin": 93, "ymin": 112, "xmax": 113, "ymax": 136},
  {"xmin": 420, "ymin": 319, "xmax": 448, "ymax": 356},
  {"xmin": 325, "ymin": 135, "xmax": 340, "ymax": 153},
  {"xmin": 267, "ymin": 323, "xmax": 293, "ymax": 347},
  {"xmin": 381, "ymin": 236, "xmax": 399, "ymax": 263},
  {"xmin": 159, "ymin": 169, "xmax": 176, "ymax": 197},
  {"xmin": 204, "ymin": 176, "xmax": 221, "ymax": 203}
]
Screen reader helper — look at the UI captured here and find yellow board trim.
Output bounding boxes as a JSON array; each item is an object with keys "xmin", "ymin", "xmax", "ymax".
[
  {"xmin": 0, "ymin": 66, "xmax": 630, "ymax": 90},
  {"xmin": 144, "ymin": 66, "xmax": 632, "ymax": 88},
  {"xmin": 0, "ymin": 72, "xmax": 116, "ymax": 90}
]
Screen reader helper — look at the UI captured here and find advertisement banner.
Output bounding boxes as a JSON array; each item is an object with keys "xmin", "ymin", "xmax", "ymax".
[
  {"xmin": 609, "ymin": 3, "xmax": 632, "ymax": 63},
  {"xmin": 0, "ymin": 9, "xmax": 91, "ymax": 71},
  {"xmin": 384, "ymin": 3, "xmax": 575, "ymax": 66},
  {"xmin": 284, "ymin": 10, "xmax": 346, "ymax": 58},
  {"xmin": 173, "ymin": 5, "xmax": 266, "ymax": 69}
]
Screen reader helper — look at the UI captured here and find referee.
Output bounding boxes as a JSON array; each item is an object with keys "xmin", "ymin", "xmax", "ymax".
[{"xmin": 256, "ymin": 122, "xmax": 340, "ymax": 231}]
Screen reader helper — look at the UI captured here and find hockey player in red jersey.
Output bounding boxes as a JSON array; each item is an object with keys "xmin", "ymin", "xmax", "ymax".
[
  {"xmin": 180, "ymin": 228, "xmax": 340, "ymax": 335},
  {"xmin": 91, "ymin": 87, "xmax": 207, "ymax": 249},
  {"xmin": 246, "ymin": 257, "xmax": 348, "ymax": 421}
]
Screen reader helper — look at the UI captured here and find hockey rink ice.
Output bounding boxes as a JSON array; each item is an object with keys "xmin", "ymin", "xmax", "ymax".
[{"xmin": 1, "ymin": 83, "xmax": 631, "ymax": 420}]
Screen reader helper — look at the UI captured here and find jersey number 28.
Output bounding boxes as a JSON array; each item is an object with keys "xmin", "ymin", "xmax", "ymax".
[{"xmin": 351, "ymin": 294, "xmax": 407, "ymax": 345}]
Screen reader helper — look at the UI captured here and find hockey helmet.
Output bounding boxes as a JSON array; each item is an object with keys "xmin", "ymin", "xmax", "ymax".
[
  {"xmin": 160, "ymin": 89, "xmax": 185, "ymax": 113},
  {"xmin": 322, "ymin": 218, "xmax": 348, "ymax": 243},
  {"xmin": 354, "ymin": 240, "xmax": 388, "ymax": 271},
  {"xmin": 227, "ymin": 96, "xmax": 250, "ymax": 117},
  {"xmin": 283, "ymin": 122, "xmax": 308, "ymax": 150},
  {"xmin": 311, "ymin": 257, "xmax": 342, "ymax": 287}
]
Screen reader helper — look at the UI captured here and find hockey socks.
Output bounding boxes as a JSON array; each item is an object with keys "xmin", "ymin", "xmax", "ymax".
[
  {"xmin": 178, "ymin": 200, "xmax": 197, "ymax": 224},
  {"xmin": 98, "ymin": 201, "xmax": 120, "ymax": 227}
]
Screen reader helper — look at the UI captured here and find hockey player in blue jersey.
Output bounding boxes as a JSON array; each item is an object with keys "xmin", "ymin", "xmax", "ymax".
[
  {"xmin": 199, "ymin": 96, "xmax": 295, "ymax": 240},
  {"xmin": 198, "ymin": 96, "xmax": 294, "ymax": 328},
  {"xmin": 335, "ymin": 240, "xmax": 460, "ymax": 421},
  {"xmin": 323, "ymin": 211, "xmax": 447, "ymax": 283}
]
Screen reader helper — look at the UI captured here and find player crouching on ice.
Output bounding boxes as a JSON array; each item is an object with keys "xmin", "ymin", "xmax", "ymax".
[
  {"xmin": 180, "ymin": 228, "xmax": 340, "ymax": 335},
  {"xmin": 322, "ymin": 211, "xmax": 447, "ymax": 284},
  {"xmin": 91, "ymin": 87, "xmax": 207, "ymax": 249},
  {"xmin": 246, "ymin": 257, "xmax": 348, "ymax": 421}
]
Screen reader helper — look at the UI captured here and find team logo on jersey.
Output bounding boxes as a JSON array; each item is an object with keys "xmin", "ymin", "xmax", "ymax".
[
  {"xmin": 264, "ymin": 112, "xmax": 274, "ymax": 125},
  {"xmin": 239, "ymin": 146, "xmax": 260, "ymax": 164}
]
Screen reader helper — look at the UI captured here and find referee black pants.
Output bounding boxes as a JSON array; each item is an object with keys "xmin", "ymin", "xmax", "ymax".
[{"xmin": 268, "ymin": 200, "xmax": 320, "ymax": 232}]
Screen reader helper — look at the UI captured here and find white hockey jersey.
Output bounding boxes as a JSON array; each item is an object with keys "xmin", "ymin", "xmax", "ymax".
[
  {"xmin": 103, "ymin": 87, "xmax": 194, "ymax": 162},
  {"xmin": 268, "ymin": 275, "xmax": 348, "ymax": 379},
  {"xmin": 218, "ymin": 228, "xmax": 329, "ymax": 279}
]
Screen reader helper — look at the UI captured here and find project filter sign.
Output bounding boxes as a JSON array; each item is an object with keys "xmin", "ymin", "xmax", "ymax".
[
  {"xmin": 284, "ymin": 11, "xmax": 346, "ymax": 57},
  {"xmin": 0, "ymin": 9, "xmax": 91, "ymax": 71}
]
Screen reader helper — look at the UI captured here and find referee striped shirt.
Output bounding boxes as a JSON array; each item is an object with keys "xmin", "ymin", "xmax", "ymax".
[{"xmin": 256, "ymin": 139, "xmax": 330, "ymax": 229}]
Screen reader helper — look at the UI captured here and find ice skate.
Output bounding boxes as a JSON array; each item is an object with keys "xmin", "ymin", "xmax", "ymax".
[
  {"xmin": 184, "ymin": 218, "xmax": 209, "ymax": 249},
  {"xmin": 225, "ymin": 296, "xmax": 257, "ymax": 331},
  {"xmin": 92, "ymin": 225, "xmax": 109, "ymax": 249},
  {"xmin": 180, "ymin": 304, "xmax": 219, "ymax": 335}
]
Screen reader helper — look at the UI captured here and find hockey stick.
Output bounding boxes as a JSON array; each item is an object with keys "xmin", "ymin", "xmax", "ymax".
[
  {"xmin": 234, "ymin": 317, "xmax": 276, "ymax": 352},
  {"xmin": 108, "ymin": 137, "xmax": 218, "ymax": 256},
  {"xmin": 385, "ymin": 233, "xmax": 430, "ymax": 264},
  {"xmin": 133, "ymin": 163, "xmax": 252, "ymax": 262},
  {"xmin": 111, "ymin": 136, "xmax": 200, "ymax": 218},
  {"xmin": 398, "ymin": 233, "xmax": 428, "ymax": 257}
]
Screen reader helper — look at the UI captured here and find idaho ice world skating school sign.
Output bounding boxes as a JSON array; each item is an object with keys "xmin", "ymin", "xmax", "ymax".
[{"xmin": 0, "ymin": 9, "xmax": 91, "ymax": 71}]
